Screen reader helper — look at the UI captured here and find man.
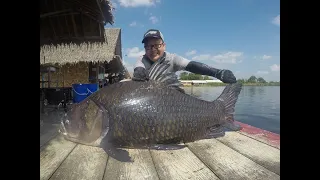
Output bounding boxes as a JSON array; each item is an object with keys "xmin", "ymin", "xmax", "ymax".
[{"xmin": 133, "ymin": 29, "xmax": 237, "ymax": 84}]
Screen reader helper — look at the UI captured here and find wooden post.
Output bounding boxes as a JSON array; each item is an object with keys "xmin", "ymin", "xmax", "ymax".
[
  {"xmin": 62, "ymin": 65, "xmax": 65, "ymax": 88},
  {"xmin": 71, "ymin": 14, "xmax": 78, "ymax": 37},
  {"xmin": 48, "ymin": 68, "xmax": 51, "ymax": 88},
  {"xmin": 96, "ymin": 62, "xmax": 99, "ymax": 85}
]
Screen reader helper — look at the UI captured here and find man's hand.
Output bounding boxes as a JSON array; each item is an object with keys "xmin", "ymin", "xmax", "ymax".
[
  {"xmin": 132, "ymin": 67, "xmax": 149, "ymax": 81},
  {"xmin": 216, "ymin": 69, "xmax": 237, "ymax": 83}
]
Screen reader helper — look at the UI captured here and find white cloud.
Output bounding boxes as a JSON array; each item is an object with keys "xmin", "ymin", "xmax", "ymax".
[
  {"xmin": 185, "ymin": 50, "xmax": 197, "ymax": 56},
  {"xmin": 262, "ymin": 55, "xmax": 272, "ymax": 60},
  {"xmin": 192, "ymin": 54, "xmax": 211, "ymax": 61},
  {"xmin": 129, "ymin": 21, "xmax": 137, "ymax": 27},
  {"xmin": 272, "ymin": 15, "xmax": 280, "ymax": 26},
  {"xmin": 112, "ymin": 2, "xmax": 118, "ymax": 8},
  {"xmin": 254, "ymin": 55, "xmax": 272, "ymax": 60},
  {"xmin": 149, "ymin": 16, "xmax": 159, "ymax": 24},
  {"xmin": 117, "ymin": 0, "xmax": 160, "ymax": 8},
  {"xmin": 270, "ymin": 64, "xmax": 280, "ymax": 71},
  {"xmin": 213, "ymin": 52, "xmax": 243, "ymax": 63},
  {"xmin": 256, "ymin": 70, "xmax": 269, "ymax": 74},
  {"xmin": 129, "ymin": 21, "xmax": 144, "ymax": 27},
  {"xmin": 192, "ymin": 51, "xmax": 243, "ymax": 64},
  {"xmin": 125, "ymin": 47, "xmax": 145, "ymax": 58}
]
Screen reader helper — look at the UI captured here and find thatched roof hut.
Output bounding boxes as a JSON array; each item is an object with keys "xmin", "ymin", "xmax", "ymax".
[
  {"xmin": 40, "ymin": 28, "xmax": 121, "ymax": 65},
  {"xmin": 40, "ymin": 0, "xmax": 130, "ymax": 88},
  {"xmin": 40, "ymin": 0, "xmax": 115, "ymax": 45},
  {"xmin": 40, "ymin": 28, "xmax": 130, "ymax": 88}
]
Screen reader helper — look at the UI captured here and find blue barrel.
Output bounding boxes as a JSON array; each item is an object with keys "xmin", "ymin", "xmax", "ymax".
[
  {"xmin": 86, "ymin": 83, "xmax": 98, "ymax": 97},
  {"xmin": 72, "ymin": 84, "xmax": 89, "ymax": 103}
]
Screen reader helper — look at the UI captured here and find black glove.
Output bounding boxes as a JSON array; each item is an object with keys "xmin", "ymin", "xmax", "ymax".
[
  {"xmin": 132, "ymin": 67, "xmax": 149, "ymax": 81},
  {"xmin": 215, "ymin": 69, "xmax": 237, "ymax": 84},
  {"xmin": 185, "ymin": 61, "xmax": 237, "ymax": 83}
]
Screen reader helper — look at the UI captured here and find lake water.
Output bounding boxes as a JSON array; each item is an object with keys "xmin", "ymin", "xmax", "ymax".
[{"xmin": 182, "ymin": 86, "xmax": 280, "ymax": 134}]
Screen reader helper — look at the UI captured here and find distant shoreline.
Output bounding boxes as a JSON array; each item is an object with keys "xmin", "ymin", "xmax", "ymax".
[{"xmin": 181, "ymin": 82, "xmax": 280, "ymax": 87}]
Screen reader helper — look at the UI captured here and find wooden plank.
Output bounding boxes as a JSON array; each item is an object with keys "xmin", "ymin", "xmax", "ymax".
[
  {"xmin": 150, "ymin": 147, "xmax": 219, "ymax": 180},
  {"xmin": 187, "ymin": 139, "xmax": 280, "ymax": 180},
  {"xmin": 217, "ymin": 131, "xmax": 280, "ymax": 175},
  {"xmin": 235, "ymin": 121, "xmax": 280, "ymax": 149},
  {"xmin": 49, "ymin": 145, "xmax": 108, "ymax": 180},
  {"xmin": 40, "ymin": 9, "xmax": 72, "ymax": 18},
  {"xmin": 40, "ymin": 123, "xmax": 59, "ymax": 148},
  {"xmin": 71, "ymin": 14, "xmax": 79, "ymax": 37},
  {"xmin": 104, "ymin": 149, "xmax": 159, "ymax": 180},
  {"xmin": 40, "ymin": 135, "xmax": 77, "ymax": 180}
]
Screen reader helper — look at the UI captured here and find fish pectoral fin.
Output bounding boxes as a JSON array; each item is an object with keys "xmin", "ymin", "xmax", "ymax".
[
  {"xmin": 223, "ymin": 121, "xmax": 242, "ymax": 131},
  {"xmin": 98, "ymin": 128, "xmax": 133, "ymax": 162},
  {"xmin": 100, "ymin": 141, "xmax": 133, "ymax": 162},
  {"xmin": 148, "ymin": 144, "xmax": 187, "ymax": 150},
  {"xmin": 205, "ymin": 126, "xmax": 226, "ymax": 139}
]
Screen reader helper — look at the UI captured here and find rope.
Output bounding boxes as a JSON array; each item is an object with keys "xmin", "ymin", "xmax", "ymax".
[{"xmin": 72, "ymin": 88, "xmax": 96, "ymax": 96}]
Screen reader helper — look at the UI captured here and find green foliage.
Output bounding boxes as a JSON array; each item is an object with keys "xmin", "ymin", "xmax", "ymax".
[
  {"xmin": 179, "ymin": 72, "xmax": 212, "ymax": 80},
  {"xmin": 179, "ymin": 72, "xmax": 279, "ymax": 86}
]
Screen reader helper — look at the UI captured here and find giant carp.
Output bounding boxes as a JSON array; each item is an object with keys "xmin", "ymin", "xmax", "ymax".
[{"xmin": 60, "ymin": 58, "xmax": 243, "ymax": 154}]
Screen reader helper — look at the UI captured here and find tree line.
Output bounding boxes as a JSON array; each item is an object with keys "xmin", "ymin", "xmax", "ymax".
[
  {"xmin": 179, "ymin": 72, "xmax": 212, "ymax": 80},
  {"xmin": 236, "ymin": 76, "xmax": 279, "ymax": 84},
  {"xmin": 179, "ymin": 72, "xmax": 280, "ymax": 85}
]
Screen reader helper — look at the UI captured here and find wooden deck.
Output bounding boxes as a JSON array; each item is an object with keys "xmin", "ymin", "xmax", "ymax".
[{"xmin": 40, "ymin": 121, "xmax": 280, "ymax": 180}]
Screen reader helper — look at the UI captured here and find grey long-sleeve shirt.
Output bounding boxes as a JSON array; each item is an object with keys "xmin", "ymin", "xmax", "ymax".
[{"xmin": 134, "ymin": 52, "xmax": 191, "ymax": 74}]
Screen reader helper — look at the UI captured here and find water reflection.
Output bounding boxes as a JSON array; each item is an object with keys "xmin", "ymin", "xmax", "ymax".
[
  {"xmin": 248, "ymin": 86, "xmax": 256, "ymax": 97},
  {"xmin": 257, "ymin": 86, "xmax": 265, "ymax": 96},
  {"xmin": 182, "ymin": 86, "xmax": 280, "ymax": 134}
]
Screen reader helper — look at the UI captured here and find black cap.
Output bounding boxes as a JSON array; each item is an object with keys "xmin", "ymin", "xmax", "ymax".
[{"xmin": 142, "ymin": 29, "xmax": 164, "ymax": 43}]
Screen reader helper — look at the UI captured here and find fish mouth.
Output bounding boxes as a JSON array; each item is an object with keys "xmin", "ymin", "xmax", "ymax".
[
  {"xmin": 59, "ymin": 113, "xmax": 75, "ymax": 138},
  {"xmin": 59, "ymin": 114, "xmax": 70, "ymax": 139},
  {"xmin": 59, "ymin": 113, "xmax": 81, "ymax": 139},
  {"xmin": 59, "ymin": 120, "xmax": 68, "ymax": 136},
  {"xmin": 59, "ymin": 121, "xmax": 79, "ymax": 139}
]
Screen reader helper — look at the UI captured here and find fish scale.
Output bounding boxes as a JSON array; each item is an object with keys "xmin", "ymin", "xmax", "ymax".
[{"xmin": 88, "ymin": 81, "xmax": 218, "ymax": 146}]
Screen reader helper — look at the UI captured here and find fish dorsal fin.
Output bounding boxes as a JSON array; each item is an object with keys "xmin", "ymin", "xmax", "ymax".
[{"xmin": 147, "ymin": 56, "xmax": 182, "ymax": 88}]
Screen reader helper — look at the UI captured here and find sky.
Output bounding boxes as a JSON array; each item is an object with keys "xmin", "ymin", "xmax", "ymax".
[{"xmin": 105, "ymin": 0, "xmax": 280, "ymax": 81}]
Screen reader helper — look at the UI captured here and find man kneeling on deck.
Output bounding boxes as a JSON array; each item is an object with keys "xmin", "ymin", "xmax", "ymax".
[{"xmin": 132, "ymin": 29, "xmax": 237, "ymax": 84}]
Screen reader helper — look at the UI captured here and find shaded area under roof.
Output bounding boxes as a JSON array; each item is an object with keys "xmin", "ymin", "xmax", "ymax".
[{"xmin": 40, "ymin": 0, "xmax": 115, "ymax": 46}]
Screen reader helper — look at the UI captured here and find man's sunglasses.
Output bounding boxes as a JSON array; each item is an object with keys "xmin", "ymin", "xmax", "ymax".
[{"xmin": 144, "ymin": 43, "xmax": 163, "ymax": 50}]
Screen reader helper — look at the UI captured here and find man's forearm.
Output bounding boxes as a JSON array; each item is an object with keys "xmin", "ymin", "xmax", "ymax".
[
  {"xmin": 185, "ymin": 61, "xmax": 219, "ymax": 77},
  {"xmin": 184, "ymin": 61, "xmax": 237, "ymax": 83}
]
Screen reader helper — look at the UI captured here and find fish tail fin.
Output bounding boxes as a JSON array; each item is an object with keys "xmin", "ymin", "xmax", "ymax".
[{"xmin": 216, "ymin": 82, "xmax": 243, "ymax": 131}]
